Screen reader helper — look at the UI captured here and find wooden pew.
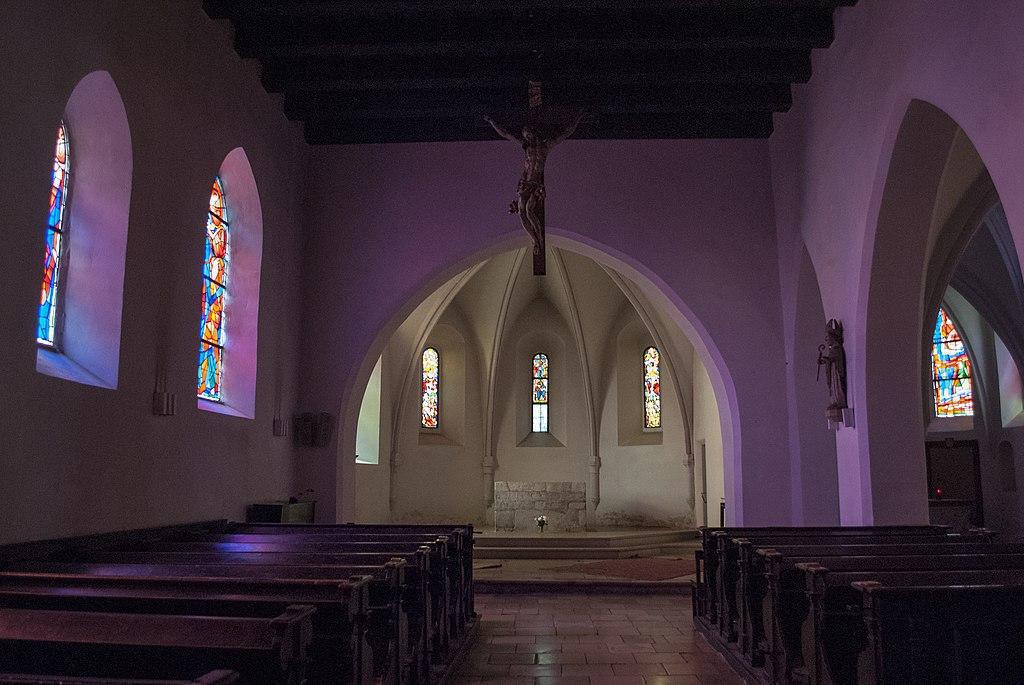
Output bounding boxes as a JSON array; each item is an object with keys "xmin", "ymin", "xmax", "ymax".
[
  {"xmin": 0, "ymin": 571, "xmax": 373, "ymax": 685},
  {"xmin": 121, "ymin": 540, "xmax": 454, "ymax": 651},
  {"xmin": 736, "ymin": 541, "xmax": 1024, "ymax": 666},
  {"xmin": 0, "ymin": 604, "xmax": 315, "ymax": 684},
  {"xmin": 693, "ymin": 525, "xmax": 953, "ymax": 631},
  {"xmin": 228, "ymin": 522, "xmax": 476, "ymax": 622},
  {"xmin": 153, "ymin": 535, "xmax": 467, "ymax": 641},
  {"xmin": 0, "ymin": 670, "xmax": 241, "ymax": 684},
  {"xmin": 761, "ymin": 553, "xmax": 1024, "ymax": 684},
  {"xmin": 705, "ymin": 530, "xmax": 984, "ymax": 644},
  {"xmin": 853, "ymin": 581, "xmax": 1024, "ymax": 685},
  {"xmin": 25, "ymin": 550, "xmax": 435, "ymax": 684},
  {"xmin": 9, "ymin": 558, "xmax": 421, "ymax": 685},
  {"xmin": 193, "ymin": 531, "xmax": 469, "ymax": 632}
]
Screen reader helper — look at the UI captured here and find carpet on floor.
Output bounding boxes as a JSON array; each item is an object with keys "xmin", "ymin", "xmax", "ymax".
[{"xmin": 546, "ymin": 557, "xmax": 696, "ymax": 581}]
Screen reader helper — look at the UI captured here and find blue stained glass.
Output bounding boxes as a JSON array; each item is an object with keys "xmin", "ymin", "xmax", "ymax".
[
  {"xmin": 197, "ymin": 176, "xmax": 229, "ymax": 402},
  {"xmin": 532, "ymin": 353, "xmax": 549, "ymax": 432},
  {"xmin": 930, "ymin": 308, "xmax": 973, "ymax": 417},
  {"xmin": 38, "ymin": 123, "xmax": 69, "ymax": 346}
]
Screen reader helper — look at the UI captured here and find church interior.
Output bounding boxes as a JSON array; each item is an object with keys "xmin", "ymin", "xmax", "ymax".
[{"xmin": 3, "ymin": 1, "xmax": 1024, "ymax": 683}]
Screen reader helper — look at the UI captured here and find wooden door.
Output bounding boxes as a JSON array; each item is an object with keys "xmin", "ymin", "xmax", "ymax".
[{"xmin": 925, "ymin": 438, "xmax": 984, "ymax": 530}]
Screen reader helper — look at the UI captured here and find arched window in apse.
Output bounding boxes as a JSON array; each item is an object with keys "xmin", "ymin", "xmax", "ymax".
[
  {"xmin": 931, "ymin": 307, "xmax": 974, "ymax": 417},
  {"xmin": 198, "ymin": 176, "xmax": 229, "ymax": 401},
  {"xmin": 38, "ymin": 123, "xmax": 70, "ymax": 346},
  {"xmin": 644, "ymin": 346, "xmax": 662, "ymax": 429},
  {"xmin": 532, "ymin": 353, "xmax": 549, "ymax": 432},
  {"xmin": 422, "ymin": 347, "xmax": 440, "ymax": 428}
]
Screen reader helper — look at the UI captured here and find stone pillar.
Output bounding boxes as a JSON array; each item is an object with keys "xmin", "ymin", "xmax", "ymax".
[
  {"xmin": 587, "ymin": 455, "xmax": 601, "ymax": 528},
  {"xmin": 482, "ymin": 456, "xmax": 496, "ymax": 525}
]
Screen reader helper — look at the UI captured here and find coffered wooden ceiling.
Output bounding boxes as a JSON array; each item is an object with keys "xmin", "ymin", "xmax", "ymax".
[{"xmin": 204, "ymin": 1, "xmax": 856, "ymax": 144}]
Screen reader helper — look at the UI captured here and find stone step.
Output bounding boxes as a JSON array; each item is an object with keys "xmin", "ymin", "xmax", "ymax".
[
  {"xmin": 474, "ymin": 530, "xmax": 693, "ymax": 549},
  {"xmin": 474, "ymin": 541, "xmax": 696, "ymax": 560}
]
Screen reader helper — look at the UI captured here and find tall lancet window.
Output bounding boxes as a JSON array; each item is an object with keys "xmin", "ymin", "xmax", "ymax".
[
  {"xmin": 38, "ymin": 122, "xmax": 70, "ymax": 346},
  {"xmin": 197, "ymin": 176, "xmax": 229, "ymax": 402},
  {"xmin": 643, "ymin": 346, "xmax": 662, "ymax": 429},
  {"xmin": 931, "ymin": 307, "xmax": 974, "ymax": 417},
  {"xmin": 421, "ymin": 347, "xmax": 440, "ymax": 428},
  {"xmin": 532, "ymin": 353, "xmax": 549, "ymax": 432}
]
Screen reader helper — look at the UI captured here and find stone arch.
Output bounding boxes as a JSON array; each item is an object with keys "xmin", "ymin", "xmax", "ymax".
[
  {"xmin": 334, "ymin": 230, "xmax": 744, "ymax": 524},
  {"xmin": 197, "ymin": 147, "xmax": 263, "ymax": 419},
  {"xmin": 36, "ymin": 71, "xmax": 131, "ymax": 389},
  {"xmin": 858, "ymin": 99, "xmax": 1015, "ymax": 524}
]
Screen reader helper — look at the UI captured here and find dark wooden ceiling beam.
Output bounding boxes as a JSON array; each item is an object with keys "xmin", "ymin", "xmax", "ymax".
[
  {"xmin": 281, "ymin": 83, "xmax": 792, "ymax": 120},
  {"xmin": 227, "ymin": 9, "xmax": 837, "ymax": 53},
  {"xmin": 259, "ymin": 48, "xmax": 812, "ymax": 91},
  {"xmin": 302, "ymin": 111, "xmax": 775, "ymax": 145},
  {"xmin": 206, "ymin": 1, "xmax": 854, "ymax": 21}
]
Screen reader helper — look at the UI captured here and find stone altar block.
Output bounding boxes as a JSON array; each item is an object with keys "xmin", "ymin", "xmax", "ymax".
[{"xmin": 493, "ymin": 481, "xmax": 587, "ymax": 532}]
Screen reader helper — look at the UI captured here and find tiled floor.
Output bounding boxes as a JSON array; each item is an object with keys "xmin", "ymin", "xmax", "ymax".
[
  {"xmin": 473, "ymin": 556, "xmax": 697, "ymax": 584},
  {"xmin": 454, "ymin": 593, "xmax": 744, "ymax": 684}
]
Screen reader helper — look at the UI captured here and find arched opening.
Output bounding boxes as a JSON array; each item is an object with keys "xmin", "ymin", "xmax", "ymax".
[
  {"xmin": 35, "ymin": 71, "xmax": 131, "ymax": 389},
  {"xmin": 862, "ymin": 99, "xmax": 1024, "ymax": 535},
  {"xmin": 343, "ymin": 239, "xmax": 732, "ymax": 530},
  {"xmin": 197, "ymin": 147, "xmax": 263, "ymax": 419}
]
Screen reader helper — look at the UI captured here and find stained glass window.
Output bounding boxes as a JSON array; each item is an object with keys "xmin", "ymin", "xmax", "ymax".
[
  {"xmin": 532, "ymin": 353, "xmax": 549, "ymax": 432},
  {"xmin": 197, "ymin": 176, "xmax": 229, "ymax": 402},
  {"xmin": 38, "ymin": 122, "xmax": 70, "ymax": 346},
  {"xmin": 931, "ymin": 308, "xmax": 974, "ymax": 417},
  {"xmin": 644, "ymin": 346, "xmax": 662, "ymax": 429},
  {"xmin": 422, "ymin": 347, "xmax": 439, "ymax": 428}
]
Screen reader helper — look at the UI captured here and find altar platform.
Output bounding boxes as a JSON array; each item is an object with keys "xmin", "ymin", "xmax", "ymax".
[
  {"xmin": 472, "ymin": 529, "xmax": 699, "ymax": 592},
  {"xmin": 473, "ymin": 527, "xmax": 696, "ymax": 559}
]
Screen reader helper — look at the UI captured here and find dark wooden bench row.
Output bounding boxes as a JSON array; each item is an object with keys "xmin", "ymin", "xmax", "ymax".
[
  {"xmin": 0, "ymin": 670, "xmax": 241, "ymax": 684},
  {"xmin": 692, "ymin": 526, "xmax": 1024, "ymax": 685},
  {"xmin": 0, "ymin": 520, "xmax": 477, "ymax": 685},
  {"xmin": 0, "ymin": 603, "xmax": 315, "ymax": 684}
]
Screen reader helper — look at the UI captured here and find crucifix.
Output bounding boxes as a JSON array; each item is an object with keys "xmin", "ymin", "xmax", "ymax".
[{"xmin": 485, "ymin": 81, "xmax": 583, "ymax": 275}]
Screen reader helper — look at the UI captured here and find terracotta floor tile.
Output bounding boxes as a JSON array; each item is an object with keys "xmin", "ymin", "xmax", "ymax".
[
  {"xmin": 537, "ymin": 652, "xmax": 588, "ymax": 665},
  {"xmin": 561, "ymin": 663, "xmax": 615, "ymax": 676},
  {"xmin": 489, "ymin": 653, "xmax": 538, "ymax": 665},
  {"xmin": 535, "ymin": 677, "xmax": 591, "ymax": 685},
  {"xmin": 612, "ymin": 663, "xmax": 670, "ymax": 676},
  {"xmin": 509, "ymin": 664, "xmax": 561, "ymax": 677},
  {"xmin": 634, "ymin": 652, "xmax": 686, "ymax": 664}
]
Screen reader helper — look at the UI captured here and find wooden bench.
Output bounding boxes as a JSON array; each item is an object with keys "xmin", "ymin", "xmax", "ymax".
[
  {"xmin": 735, "ymin": 541, "xmax": 1024, "ymax": 666},
  {"xmin": 0, "ymin": 571, "xmax": 373, "ymax": 685},
  {"xmin": 153, "ymin": 535, "xmax": 467, "ymax": 641},
  {"xmin": 226, "ymin": 522, "xmax": 476, "ymax": 622},
  {"xmin": 0, "ymin": 604, "xmax": 315, "ymax": 685},
  {"xmin": 853, "ymin": 581, "xmax": 1024, "ymax": 685},
  {"xmin": 701, "ymin": 530, "xmax": 985, "ymax": 643},
  {"xmin": 693, "ymin": 525, "xmax": 953, "ymax": 629},
  {"xmin": 9, "ymin": 558, "xmax": 419, "ymax": 685},
  {"xmin": 195, "ymin": 531, "xmax": 470, "ymax": 633},
  {"xmin": 0, "ymin": 669, "xmax": 240, "ymax": 684},
  {"xmin": 117, "ymin": 540, "xmax": 453, "ymax": 652},
  {"xmin": 761, "ymin": 554, "xmax": 1024, "ymax": 684}
]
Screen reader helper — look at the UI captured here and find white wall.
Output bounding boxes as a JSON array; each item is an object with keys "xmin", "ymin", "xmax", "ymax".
[
  {"xmin": 693, "ymin": 355, "xmax": 726, "ymax": 527},
  {"xmin": 353, "ymin": 249, "xmax": 723, "ymax": 528},
  {"xmin": 0, "ymin": 2, "xmax": 307, "ymax": 543}
]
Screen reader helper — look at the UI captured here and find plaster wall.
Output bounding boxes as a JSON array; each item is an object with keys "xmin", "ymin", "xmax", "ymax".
[
  {"xmin": 302, "ymin": 137, "xmax": 790, "ymax": 525},
  {"xmin": 769, "ymin": 0, "xmax": 1024, "ymax": 524},
  {"xmin": 0, "ymin": 2, "xmax": 307, "ymax": 543}
]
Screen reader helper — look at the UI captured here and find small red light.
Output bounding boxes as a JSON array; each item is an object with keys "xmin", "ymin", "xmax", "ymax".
[{"xmin": 935, "ymin": 488, "xmax": 943, "ymax": 498}]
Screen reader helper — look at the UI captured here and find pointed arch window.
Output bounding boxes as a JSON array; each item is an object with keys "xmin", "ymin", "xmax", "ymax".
[
  {"xmin": 421, "ymin": 347, "xmax": 440, "ymax": 428},
  {"xmin": 643, "ymin": 346, "xmax": 662, "ymax": 429},
  {"xmin": 197, "ymin": 176, "xmax": 229, "ymax": 402},
  {"xmin": 931, "ymin": 308, "xmax": 974, "ymax": 417},
  {"xmin": 38, "ymin": 122, "xmax": 70, "ymax": 346},
  {"xmin": 532, "ymin": 353, "xmax": 549, "ymax": 432}
]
